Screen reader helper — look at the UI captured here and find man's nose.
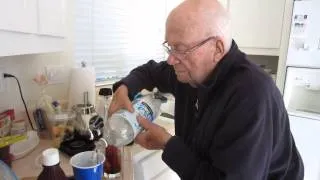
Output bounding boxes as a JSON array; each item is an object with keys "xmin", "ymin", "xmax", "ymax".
[{"xmin": 167, "ymin": 54, "xmax": 180, "ymax": 65}]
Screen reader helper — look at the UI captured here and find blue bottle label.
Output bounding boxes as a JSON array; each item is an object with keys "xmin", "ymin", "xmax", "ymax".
[{"xmin": 133, "ymin": 100, "xmax": 155, "ymax": 122}]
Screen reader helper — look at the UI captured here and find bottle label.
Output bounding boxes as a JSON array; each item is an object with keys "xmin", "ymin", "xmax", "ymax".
[
  {"xmin": 116, "ymin": 110, "xmax": 141, "ymax": 137},
  {"xmin": 112, "ymin": 94, "xmax": 161, "ymax": 140},
  {"xmin": 133, "ymin": 100, "xmax": 154, "ymax": 121},
  {"xmin": 126, "ymin": 95, "xmax": 159, "ymax": 137}
]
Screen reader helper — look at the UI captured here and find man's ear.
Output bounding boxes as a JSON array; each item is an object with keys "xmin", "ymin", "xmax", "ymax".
[{"xmin": 214, "ymin": 39, "xmax": 225, "ymax": 63}]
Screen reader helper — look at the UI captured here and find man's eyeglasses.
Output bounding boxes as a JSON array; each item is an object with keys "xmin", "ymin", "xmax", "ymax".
[{"xmin": 162, "ymin": 36, "xmax": 216, "ymax": 60}]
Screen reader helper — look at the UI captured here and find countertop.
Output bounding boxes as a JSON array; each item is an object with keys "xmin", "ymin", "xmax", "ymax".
[{"xmin": 11, "ymin": 117, "xmax": 175, "ymax": 180}]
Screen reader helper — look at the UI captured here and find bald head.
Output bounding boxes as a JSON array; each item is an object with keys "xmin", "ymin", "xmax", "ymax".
[{"xmin": 166, "ymin": 0, "xmax": 232, "ymax": 53}]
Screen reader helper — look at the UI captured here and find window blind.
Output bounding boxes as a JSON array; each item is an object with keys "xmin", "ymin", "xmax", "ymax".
[{"xmin": 75, "ymin": 0, "xmax": 181, "ymax": 81}]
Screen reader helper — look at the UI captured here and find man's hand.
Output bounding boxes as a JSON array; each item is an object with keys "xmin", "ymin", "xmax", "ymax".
[
  {"xmin": 135, "ymin": 116, "xmax": 172, "ymax": 150},
  {"xmin": 108, "ymin": 85, "xmax": 134, "ymax": 117}
]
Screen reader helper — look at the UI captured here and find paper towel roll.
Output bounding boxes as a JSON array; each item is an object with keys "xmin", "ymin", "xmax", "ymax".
[{"xmin": 68, "ymin": 66, "xmax": 96, "ymax": 109}]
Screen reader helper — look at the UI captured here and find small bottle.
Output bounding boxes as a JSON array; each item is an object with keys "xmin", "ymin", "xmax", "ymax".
[
  {"xmin": 104, "ymin": 90, "xmax": 167, "ymax": 147},
  {"xmin": 37, "ymin": 148, "xmax": 68, "ymax": 180}
]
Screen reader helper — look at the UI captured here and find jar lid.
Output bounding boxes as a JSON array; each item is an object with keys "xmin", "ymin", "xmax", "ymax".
[{"xmin": 42, "ymin": 148, "xmax": 60, "ymax": 166}]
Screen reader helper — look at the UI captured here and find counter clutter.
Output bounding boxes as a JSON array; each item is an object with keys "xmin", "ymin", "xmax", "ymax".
[
  {"xmin": 11, "ymin": 117, "xmax": 175, "ymax": 180},
  {"xmin": 0, "ymin": 71, "xmax": 176, "ymax": 179}
]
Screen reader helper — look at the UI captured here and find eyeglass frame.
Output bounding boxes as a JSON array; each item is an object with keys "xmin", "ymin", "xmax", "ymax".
[{"xmin": 162, "ymin": 36, "xmax": 217, "ymax": 59}]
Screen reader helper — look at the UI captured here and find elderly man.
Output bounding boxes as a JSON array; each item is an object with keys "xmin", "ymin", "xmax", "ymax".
[{"xmin": 108, "ymin": 0, "xmax": 304, "ymax": 179}]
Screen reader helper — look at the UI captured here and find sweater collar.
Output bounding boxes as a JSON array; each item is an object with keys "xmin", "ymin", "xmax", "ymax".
[{"xmin": 197, "ymin": 40, "xmax": 240, "ymax": 91}]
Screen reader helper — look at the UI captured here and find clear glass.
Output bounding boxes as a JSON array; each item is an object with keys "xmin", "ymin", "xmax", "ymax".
[{"xmin": 104, "ymin": 145, "xmax": 124, "ymax": 179}]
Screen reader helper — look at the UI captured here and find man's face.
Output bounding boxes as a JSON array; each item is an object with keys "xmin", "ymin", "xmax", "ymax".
[{"xmin": 165, "ymin": 28, "xmax": 217, "ymax": 86}]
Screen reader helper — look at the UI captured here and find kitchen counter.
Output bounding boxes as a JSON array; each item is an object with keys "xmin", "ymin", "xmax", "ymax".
[{"xmin": 12, "ymin": 117, "xmax": 175, "ymax": 180}]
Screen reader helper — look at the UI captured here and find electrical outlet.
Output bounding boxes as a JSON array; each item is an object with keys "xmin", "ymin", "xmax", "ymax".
[
  {"xmin": 45, "ymin": 65, "xmax": 68, "ymax": 85},
  {"xmin": 0, "ymin": 66, "xmax": 6, "ymax": 93}
]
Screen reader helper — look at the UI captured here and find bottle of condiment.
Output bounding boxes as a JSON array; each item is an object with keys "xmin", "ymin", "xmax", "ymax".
[{"xmin": 37, "ymin": 148, "xmax": 67, "ymax": 180}]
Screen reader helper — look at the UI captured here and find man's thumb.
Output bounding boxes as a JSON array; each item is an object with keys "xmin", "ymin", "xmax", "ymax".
[{"xmin": 124, "ymin": 99, "xmax": 134, "ymax": 113}]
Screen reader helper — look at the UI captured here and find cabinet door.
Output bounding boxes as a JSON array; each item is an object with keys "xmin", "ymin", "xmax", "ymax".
[
  {"xmin": 229, "ymin": 0, "xmax": 285, "ymax": 50},
  {"xmin": 0, "ymin": 0, "xmax": 37, "ymax": 33},
  {"xmin": 133, "ymin": 150, "xmax": 179, "ymax": 180},
  {"xmin": 38, "ymin": 0, "xmax": 65, "ymax": 37}
]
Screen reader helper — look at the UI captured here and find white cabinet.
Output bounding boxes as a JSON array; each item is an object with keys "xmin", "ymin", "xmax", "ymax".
[
  {"xmin": 0, "ymin": 0, "xmax": 65, "ymax": 57},
  {"xmin": 0, "ymin": 0, "xmax": 37, "ymax": 34},
  {"xmin": 290, "ymin": 116, "xmax": 320, "ymax": 180},
  {"xmin": 218, "ymin": 0, "xmax": 228, "ymax": 9},
  {"xmin": 133, "ymin": 150, "xmax": 179, "ymax": 180},
  {"xmin": 165, "ymin": 0, "xmax": 286, "ymax": 56},
  {"xmin": 229, "ymin": 0, "xmax": 286, "ymax": 55},
  {"xmin": 166, "ymin": 0, "xmax": 182, "ymax": 16},
  {"xmin": 38, "ymin": 0, "xmax": 65, "ymax": 37}
]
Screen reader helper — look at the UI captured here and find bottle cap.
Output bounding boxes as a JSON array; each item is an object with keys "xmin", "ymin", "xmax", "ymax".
[{"xmin": 42, "ymin": 148, "xmax": 60, "ymax": 166}]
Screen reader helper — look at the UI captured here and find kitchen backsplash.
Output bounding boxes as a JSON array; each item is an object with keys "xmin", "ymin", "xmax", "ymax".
[{"xmin": 0, "ymin": 52, "xmax": 73, "ymax": 120}]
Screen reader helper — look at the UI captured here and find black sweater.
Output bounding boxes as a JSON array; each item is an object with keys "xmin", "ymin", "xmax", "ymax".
[{"xmin": 113, "ymin": 42, "xmax": 304, "ymax": 180}]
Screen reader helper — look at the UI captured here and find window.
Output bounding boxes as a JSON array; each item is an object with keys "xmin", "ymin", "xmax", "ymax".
[{"xmin": 75, "ymin": 0, "xmax": 182, "ymax": 82}]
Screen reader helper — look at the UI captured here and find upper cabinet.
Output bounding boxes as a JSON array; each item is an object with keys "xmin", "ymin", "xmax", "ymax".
[
  {"xmin": 38, "ymin": 0, "xmax": 65, "ymax": 37},
  {"xmin": 165, "ymin": 0, "xmax": 286, "ymax": 56},
  {"xmin": 0, "ymin": 0, "xmax": 38, "ymax": 34},
  {"xmin": 229, "ymin": 0, "xmax": 286, "ymax": 56},
  {"xmin": 0, "ymin": 0, "xmax": 66, "ymax": 57}
]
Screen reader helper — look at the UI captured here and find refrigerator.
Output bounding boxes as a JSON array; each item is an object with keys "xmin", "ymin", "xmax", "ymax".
[{"xmin": 284, "ymin": 0, "xmax": 320, "ymax": 179}]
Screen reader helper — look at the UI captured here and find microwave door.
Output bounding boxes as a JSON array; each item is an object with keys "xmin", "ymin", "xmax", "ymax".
[{"xmin": 284, "ymin": 67, "xmax": 320, "ymax": 120}]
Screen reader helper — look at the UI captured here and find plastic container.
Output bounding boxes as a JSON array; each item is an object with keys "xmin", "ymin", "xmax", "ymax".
[
  {"xmin": 47, "ymin": 112, "xmax": 76, "ymax": 147},
  {"xmin": 10, "ymin": 131, "xmax": 40, "ymax": 160},
  {"xmin": 0, "ymin": 109, "xmax": 14, "ymax": 138}
]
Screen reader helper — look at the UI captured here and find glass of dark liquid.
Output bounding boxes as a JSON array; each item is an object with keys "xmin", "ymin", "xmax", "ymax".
[{"xmin": 104, "ymin": 145, "xmax": 123, "ymax": 179}]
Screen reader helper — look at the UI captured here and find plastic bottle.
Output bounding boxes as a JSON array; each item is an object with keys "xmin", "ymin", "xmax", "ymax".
[
  {"xmin": 37, "ymin": 148, "xmax": 67, "ymax": 180},
  {"xmin": 104, "ymin": 90, "xmax": 167, "ymax": 147}
]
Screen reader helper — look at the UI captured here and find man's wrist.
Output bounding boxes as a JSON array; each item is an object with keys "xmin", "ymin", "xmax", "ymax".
[{"xmin": 162, "ymin": 133, "xmax": 173, "ymax": 149}]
